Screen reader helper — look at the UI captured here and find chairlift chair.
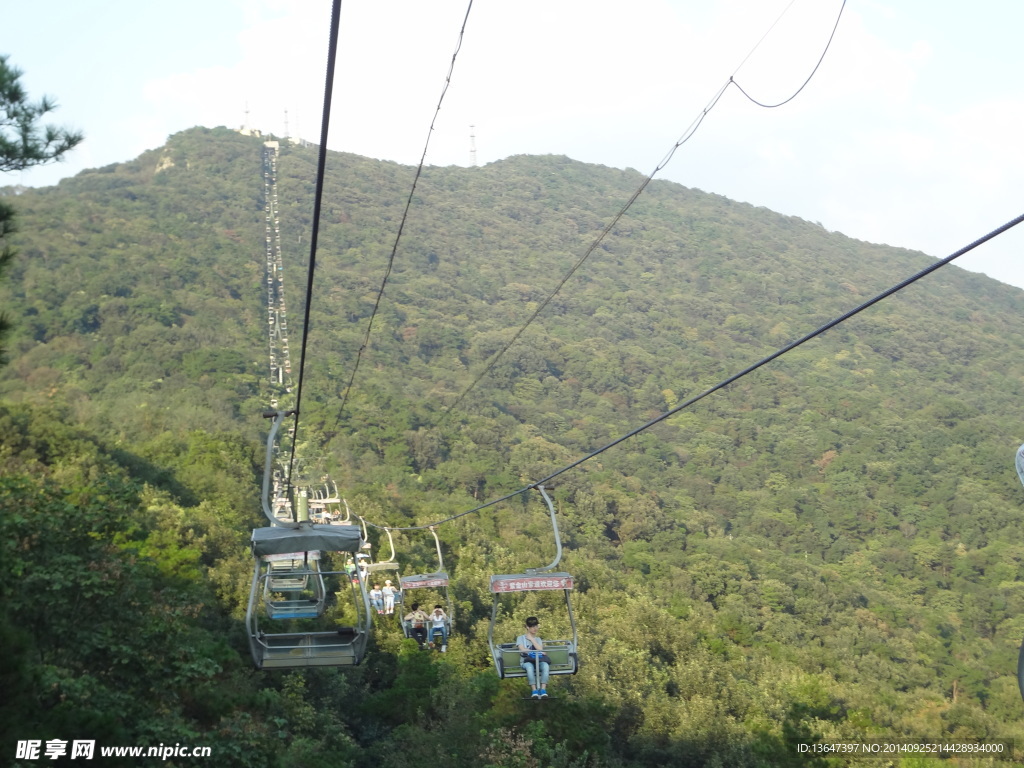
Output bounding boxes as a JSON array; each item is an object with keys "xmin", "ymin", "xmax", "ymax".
[
  {"xmin": 262, "ymin": 550, "xmax": 326, "ymax": 620},
  {"xmin": 399, "ymin": 528, "xmax": 454, "ymax": 648},
  {"xmin": 486, "ymin": 486, "xmax": 579, "ymax": 680},
  {"xmin": 488, "ymin": 572, "xmax": 579, "ymax": 679},
  {"xmin": 362, "ymin": 525, "xmax": 404, "ymax": 612},
  {"xmin": 308, "ymin": 491, "xmax": 331, "ymax": 525},
  {"xmin": 246, "ymin": 411, "xmax": 373, "ymax": 669},
  {"xmin": 246, "ymin": 523, "xmax": 372, "ymax": 668}
]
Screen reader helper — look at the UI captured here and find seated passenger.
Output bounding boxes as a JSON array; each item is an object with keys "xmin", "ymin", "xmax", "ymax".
[
  {"xmin": 428, "ymin": 604, "xmax": 448, "ymax": 652},
  {"xmin": 382, "ymin": 580, "xmax": 397, "ymax": 615},
  {"xmin": 404, "ymin": 602, "xmax": 429, "ymax": 648},
  {"xmin": 369, "ymin": 584, "xmax": 384, "ymax": 614},
  {"xmin": 516, "ymin": 615, "xmax": 549, "ymax": 698}
]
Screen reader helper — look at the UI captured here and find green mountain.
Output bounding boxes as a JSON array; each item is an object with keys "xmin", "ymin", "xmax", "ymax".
[{"xmin": 1, "ymin": 126, "xmax": 1023, "ymax": 766}]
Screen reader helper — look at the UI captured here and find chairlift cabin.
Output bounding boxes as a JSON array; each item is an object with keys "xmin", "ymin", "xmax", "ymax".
[
  {"xmin": 308, "ymin": 490, "xmax": 331, "ymax": 525},
  {"xmin": 262, "ymin": 550, "xmax": 326, "ymax": 619},
  {"xmin": 1016, "ymin": 443, "xmax": 1024, "ymax": 491},
  {"xmin": 486, "ymin": 486, "xmax": 579, "ymax": 679},
  {"xmin": 246, "ymin": 410, "xmax": 372, "ymax": 669},
  {"xmin": 246, "ymin": 523, "xmax": 372, "ymax": 668},
  {"xmin": 362, "ymin": 525, "xmax": 403, "ymax": 612},
  {"xmin": 399, "ymin": 527, "xmax": 454, "ymax": 647},
  {"xmin": 309, "ymin": 482, "xmax": 344, "ymax": 524},
  {"xmin": 488, "ymin": 572, "xmax": 579, "ymax": 678}
]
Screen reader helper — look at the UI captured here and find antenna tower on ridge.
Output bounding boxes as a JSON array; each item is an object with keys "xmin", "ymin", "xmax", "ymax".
[
  {"xmin": 284, "ymin": 109, "xmax": 290, "ymax": 141},
  {"xmin": 469, "ymin": 125, "xmax": 477, "ymax": 167}
]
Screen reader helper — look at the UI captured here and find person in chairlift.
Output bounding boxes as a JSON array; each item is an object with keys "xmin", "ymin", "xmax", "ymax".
[{"xmin": 516, "ymin": 616, "xmax": 549, "ymax": 698}]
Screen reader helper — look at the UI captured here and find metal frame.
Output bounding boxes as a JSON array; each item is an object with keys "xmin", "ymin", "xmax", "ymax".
[
  {"xmin": 363, "ymin": 525, "xmax": 399, "ymax": 574},
  {"xmin": 399, "ymin": 527, "xmax": 454, "ymax": 646},
  {"xmin": 486, "ymin": 486, "xmax": 579, "ymax": 679},
  {"xmin": 261, "ymin": 410, "xmax": 292, "ymax": 525},
  {"xmin": 246, "ymin": 412, "xmax": 372, "ymax": 668},
  {"xmin": 246, "ymin": 531, "xmax": 372, "ymax": 668},
  {"xmin": 262, "ymin": 552, "xmax": 326, "ymax": 620}
]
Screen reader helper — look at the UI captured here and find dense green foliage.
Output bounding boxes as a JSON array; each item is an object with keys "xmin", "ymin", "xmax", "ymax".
[
  {"xmin": 2, "ymin": 127, "xmax": 1024, "ymax": 765},
  {"xmin": 0, "ymin": 54, "xmax": 83, "ymax": 362},
  {"xmin": 0, "ymin": 54, "xmax": 83, "ymax": 173}
]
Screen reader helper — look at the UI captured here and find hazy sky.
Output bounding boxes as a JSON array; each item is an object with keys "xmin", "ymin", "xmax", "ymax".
[{"xmin": 6, "ymin": 0, "xmax": 1024, "ymax": 289}]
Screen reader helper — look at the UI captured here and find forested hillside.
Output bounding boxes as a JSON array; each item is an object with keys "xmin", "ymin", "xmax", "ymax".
[{"xmin": 2, "ymin": 126, "xmax": 1023, "ymax": 766}]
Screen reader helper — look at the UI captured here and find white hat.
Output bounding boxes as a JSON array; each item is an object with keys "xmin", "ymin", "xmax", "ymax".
[{"xmin": 385, "ymin": 579, "xmax": 392, "ymax": 584}]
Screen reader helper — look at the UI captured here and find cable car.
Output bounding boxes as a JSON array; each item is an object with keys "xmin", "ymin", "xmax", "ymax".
[
  {"xmin": 362, "ymin": 524, "xmax": 404, "ymax": 612},
  {"xmin": 245, "ymin": 411, "xmax": 372, "ymax": 669},
  {"xmin": 487, "ymin": 486, "xmax": 579, "ymax": 681},
  {"xmin": 399, "ymin": 527, "xmax": 454, "ymax": 650},
  {"xmin": 246, "ymin": 523, "xmax": 371, "ymax": 668},
  {"xmin": 309, "ymin": 488, "xmax": 331, "ymax": 524},
  {"xmin": 262, "ymin": 550, "xmax": 326, "ymax": 619}
]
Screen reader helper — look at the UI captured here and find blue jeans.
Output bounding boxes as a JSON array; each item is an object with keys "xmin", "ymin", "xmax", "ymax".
[
  {"xmin": 428, "ymin": 625, "xmax": 447, "ymax": 645},
  {"xmin": 521, "ymin": 659, "xmax": 549, "ymax": 687}
]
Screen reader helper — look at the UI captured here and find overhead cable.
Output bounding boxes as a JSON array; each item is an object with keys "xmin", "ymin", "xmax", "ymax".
[
  {"xmin": 336, "ymin": 0, "xmax": 475, "ymax": 418},
  {"xmin": 437, "ymin": 0, "xmax": 847, "ymax": 423},
  {"xmin": 287, "ymin": 0, "xmax": 343, "ymax": 489},
  {"xmin": 364, "ymin": 211, "xmax": 1024, "ymax": 532},
  {"xmin": 730, "ymin": 0, "xmax": 847, "ymax": 108}
]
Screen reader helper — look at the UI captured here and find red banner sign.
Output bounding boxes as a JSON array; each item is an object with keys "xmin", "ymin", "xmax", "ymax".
[
  {"xmin": 491, "ymin": 575, "xmax": 573, "ymax": 593},
  {"xmin": 401, "ymin": 577, "xmax": 449, "ymax": 589}
]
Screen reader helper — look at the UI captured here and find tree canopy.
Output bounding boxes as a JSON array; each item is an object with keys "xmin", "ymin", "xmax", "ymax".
[
  {"xmin": 1, "ymin": 127, "xmax": 1023, "ymax": 766},
  {"xmin": 0, "ymin": 54, "xmax": 82, "ymax": 363},
  {"xmin": 0, "ymin": 54, "xmax": 82, "ymax": 173}
]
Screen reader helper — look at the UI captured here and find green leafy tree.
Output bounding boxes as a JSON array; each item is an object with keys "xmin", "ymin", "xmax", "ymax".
[
  {"xmin": 0, "ymin": 55, "xmax": 82, "ymax": 172},
  {"xmin": 0, "ymin": 54, "xmax": 82, "ymax": 361},
  {"xmin": 4, "ymin": 128, "xmax": 1024, "ymax": 762}
]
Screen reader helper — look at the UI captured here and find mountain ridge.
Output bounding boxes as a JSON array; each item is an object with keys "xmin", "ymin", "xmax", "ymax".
[{"xmin": 1, "ymin": 125, "xmax": 1023, "ymax": 765}]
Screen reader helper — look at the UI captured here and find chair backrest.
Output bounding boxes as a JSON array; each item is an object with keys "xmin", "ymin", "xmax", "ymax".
[
  {"xmin": 257, "ymin": 631, "xmax": 362, "ymax": 668},
  {"xmin": 495, "ymin": 641, "xmax": 577, "ymax": 678}
]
